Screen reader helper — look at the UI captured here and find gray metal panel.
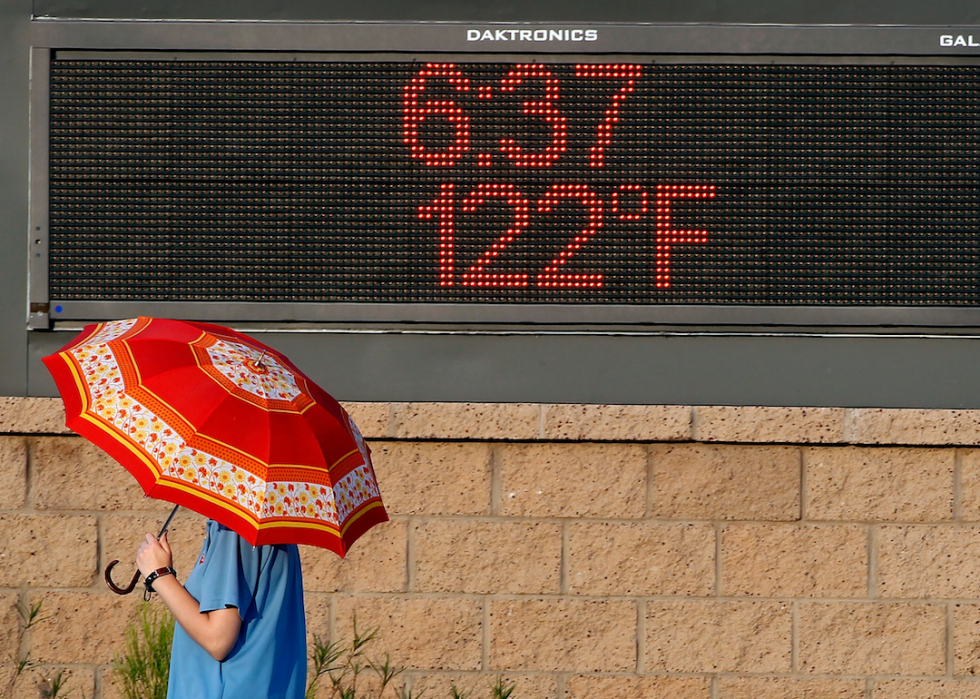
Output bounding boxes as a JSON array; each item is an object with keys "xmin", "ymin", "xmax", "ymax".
[
  {"xmin": 29, "ymin": 0, "xmax": 980, "ymax": 26},
  {"xmin": 28, "ymin": 47, "xmax": 49, "ymax": 330},
  {"xmin": 26, "ymin": 328, "xmax": 980, "ymax": 408},
  {"xmin": 28, "ymin": 20, "xmax": 980, "ymax": 55},
  {"xmin": 44, "ymin": 300, "xmax": 980, "ymax": 328},
  {"xmin": 0, "ymin": 0, "xmax": 31, "ymax": 396}
]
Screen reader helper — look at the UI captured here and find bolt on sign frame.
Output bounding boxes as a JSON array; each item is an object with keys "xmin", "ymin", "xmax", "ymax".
[{"xmin": 25, "ymin": 21, "xmax": 980, "ymax": 331}]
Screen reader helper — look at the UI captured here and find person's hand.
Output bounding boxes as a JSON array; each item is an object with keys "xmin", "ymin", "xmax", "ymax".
[{"xmin": 136, "ymin": 530, "xmax": 173, "ymax": 576}]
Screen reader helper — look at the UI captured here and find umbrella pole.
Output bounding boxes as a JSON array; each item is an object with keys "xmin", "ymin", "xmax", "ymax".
[
  {"xmin": 158, "ymin": 504, "xmax": 180, "ymax": 537},
  {"xmin": 104, "ymin": 503, "xmax": 180, "ymax": 595}
]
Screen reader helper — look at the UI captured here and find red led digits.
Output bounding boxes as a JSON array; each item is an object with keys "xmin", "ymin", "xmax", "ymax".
[
  {"xmin": 611, "ymin": 183, "xmax": 649, "ymax": 220},
  {"xmin": 499, "ymin": 65, "xmax": 568, "ymax": 168},
  {"xmin": 536, "ymin": 183, "xmax": 604, "ymax": 288},
  {"xmin": 460, "ymin": 183, "xmax": 531, "ymax": 287},
  {"xmin": 575, "ymin": 64, "xmax": 642, "ymax": 168},
  {"xmin": 654, "ymin": 184, "xmax": 716, "ymax": 288},
  {"xmin": 418, "ymin": 183, "xmax": 456, "ymax": 286},
  {"xmin": 403, "ymin": 64, "xmax": 471, "ymax": 167}
]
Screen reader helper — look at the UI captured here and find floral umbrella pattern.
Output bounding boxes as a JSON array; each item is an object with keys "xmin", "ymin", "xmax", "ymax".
[{"xmin": 44, "ymin": 317, "xmax": 387, "ymax": 554}]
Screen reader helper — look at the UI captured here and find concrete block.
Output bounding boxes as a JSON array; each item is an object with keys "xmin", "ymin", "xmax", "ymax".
[
  {"xmin": 848, "ymin": 409, "xmax": 980, "ymax": 446},
  {"xmin": 408, "ymin": 673, "xmax": 557, "ymax": 699},
  {"xmin": 392, "ymin": 403, "xmax": 540, "ymax": 440},
  {"xmin": 7, "ymin": 666, "xmax": 96, "ymax": 699},
  {"xmin": 799, "ymin": 602, "xmax": 946, "ymax": 675},
  {"xmin": 874, "ymin": 680, "xmax": 980, "ymax": 699},
  {"xmin": 650, "ymin": 444, "xmax": 800, "ymax": 520},
  {"xmin": 878, "ymin": 526, "xmax": 980, "ymax": 598},
  {"xmin": 0, "ymin": 437, "xmax": 27, "ymax": 510},
  {"xmin": 0, "ymin": 397, "xmax": 70, "ymax": 434},
  {"xmin": 30, "ymin": 591, "xmax": 141, "ymax": 664},
  {"xmin": 498, "ymin": 443, "xmax": 646, "ymax": 518},
  {"xmin": 956, "ymin": 450, "xmax": 980, "ymax": 521},
  {"xmin": 566, "ymin": 676, "xmax": 710, "ymax": 699},
  {"xmin": 566, "ymin": 521, "xmax": 714, "ymax": 596},
  {"xmin": 372, "ymin": 442, "xmax": 492, "ymax": 516},
  {"xmin": 721, "ymin": 523, "xmax": 867, "ymax": 597},
  {"xmin": 805, "ymin": 447, "xmax": 954, "ymax": 522},
  {"xmin": 645, "ymin": 600, "xmax": 792, "ymax": 673},
  {"xmin": 696, "ymin": 406, "xmax": 846, "ymax": 444},
  {"xmin": 953, "ymin": 604, "xmax": 980, "ymax": 676},
  {"xmin": 489, "ymin": 598, "xmax": 635, "ymax": 672},
  {"xmin": 414, "ymin": 520, "xmax": 561, "ymax": 594},
  {"xmin": 0, "ymin": 514, "xmax": 97, "ymax": 587},
  {"xmin": 542, "ymin": 404, "xmax": 691, "ymax": 441},
  {"xmin": 719, "ymin": 677, "xmax": 867, "ymax": 699},
  {"xmin": 333, "ymin": 596, "xmax": 482, "ymax": 671}
]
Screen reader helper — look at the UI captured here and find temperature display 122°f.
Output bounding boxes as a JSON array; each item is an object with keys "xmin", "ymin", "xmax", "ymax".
[{"xmin": 48, "ymin": 59, "xmax": 980, "ymax": 306}]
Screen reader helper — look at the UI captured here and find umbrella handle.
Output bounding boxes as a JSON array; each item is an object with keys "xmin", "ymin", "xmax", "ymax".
[
  {"xmin": 104, "ymin": 560, "xmax": 141, "ymax": 595},
  {"xmin": 104, "ymin": 505, "xmax": 180, "ymax": 595}
]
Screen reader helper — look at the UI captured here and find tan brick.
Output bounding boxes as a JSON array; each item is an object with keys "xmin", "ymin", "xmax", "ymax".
[
  {"xmin": 720, "ymin": 677, "xmax": 867, "ymax": 699},
  {"xmin": 0, "ymin": 514, "xmax": 96, "ymax": 587},
  {"xmin": 696, "ymin": 406, "xmax": 846, "ymax": 444},
  {"xmin": 372, "ymin": 442, "xmax": 492, "ymax": 516},
  {"xmin": 878, "ymin": 526, "xmax": 980, "ymax": 599},
  {"xmin": 650, "ymin": 444, "xmax": 800, "ymax": 520},
  {"xmin": 333, "ymin": 596, "xmax": 482, "ymax": 671},
  {"xmin": 957, "ymin": 450, "xmax": 980, "ymax": 521},
  {"xmin": 32, "ymin": 437, "xmax": 172, "ymax": 512},
  {"xmin": 874, "ymin": 680, "xmax": 980, "ymax": 699},
  {"xmin": 5, "ymin": 666, "xmax": 96, "ymax": 699},
  {"xmin": 721, "ymin": 523, "xmax": 867, "ymax": 597},
  {"xmin": 566, "ymin": 676, "xmax": 710, "ymax": 699},
  {"xmin": 303, "ymin": 518, "xmax": 406, "ymax": 593},
  {"xmin": 953, "ymin": 604, "xmax": 980, "ymax": 676},
  {"xmin": 799, "ymin": 602, "xmax": 946, "ymax": 675},
  {"xmin": 102, "ymin": 512, "xmax": 207, "ymax": 585},
  {"xmin": 0, "ymin": 397, "xmax": 70, "ymax": 434},
  {"xmin": 645, "ymin": 600, "xmax": 792, "ymax": 673},
  {"xmin": 567, "ymin": 522, "xmax": 714, "ymax": 596},
  {"xmin": 30, "ymin": 591, "xmax": 141, "ymax": 664},
  {"xmin": 805, "ymin": 447, "xmax": 954, "ymax": 522},
  {"xmin": 392, "ymin": 402, "xmax": 540, "ymax": 440},
  {"xmin": 305, "ymin": 591, "xmax": 331, "ymax": 649},
  {"xmin": 490, "ymin": 598, "xmax": 635, "ymax": 672},
  {"xmin": 0, "ymin": 593, "xmax": 20, "ymax": 662},
  {"xmin": 542, "ymin": 404, "xmax": 691, "ymax": 441},
  {"xmin": 848, "ymin": 409, "xmax": 980, "ymax": 446},
  {"xmin": 0, "ymin": 437, "xmax": 27, "ymax": 510},
  {"xmin": 414, "ymin": 520, "xmax": 561, "ymax": 594},
  {"xmin": 409, "ymin": 673, "xmax": 558, "ymax": 699},
  {"xmin": 499, "ymin": 443, "xmax": 646, "ymax": 518},
  {"xmin": 341, "ymin": 401, "xmax": 390, "ymax": 439}
]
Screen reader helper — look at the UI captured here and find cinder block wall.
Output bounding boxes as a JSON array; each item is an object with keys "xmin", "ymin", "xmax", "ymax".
[{"xmin": 4, "ymin": 398, "xmax": 980, "ymax": 699}]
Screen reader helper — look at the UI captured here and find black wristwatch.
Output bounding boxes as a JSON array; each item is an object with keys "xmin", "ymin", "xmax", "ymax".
[{"xmin": 143, "ymin": 566, "xmax": 177, "ymax": 600}]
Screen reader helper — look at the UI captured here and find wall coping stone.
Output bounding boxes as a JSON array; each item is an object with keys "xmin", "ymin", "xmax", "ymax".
[{"xmin": 4, "ymin": 396, "xmax": 980, "ymax": 446}]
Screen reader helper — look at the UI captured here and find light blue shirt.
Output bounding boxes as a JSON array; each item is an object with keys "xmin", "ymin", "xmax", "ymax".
[{"xmin": 167, "ymin": 520, "xmax": 307, "ymax": 699}]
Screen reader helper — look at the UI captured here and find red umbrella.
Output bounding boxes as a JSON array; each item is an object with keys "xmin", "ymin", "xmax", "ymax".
[{"xmin": 44, "ymin": 317, "xmax": 388, "ymax": 561}]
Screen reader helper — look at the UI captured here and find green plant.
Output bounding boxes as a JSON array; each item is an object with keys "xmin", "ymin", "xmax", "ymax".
[
  {"xmin": 2, "ymin": 599, "xmax": 48, "ymax": 699},
  {"xmin": 113, "ymin": 604, "xmax": 175, "ymax": 699},
  {"xmin": 306, "ymin": 618, "xmax": 403, "ymax": 699}
]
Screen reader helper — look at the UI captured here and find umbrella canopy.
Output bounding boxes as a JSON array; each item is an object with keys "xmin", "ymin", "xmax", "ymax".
[{"xmin": 43, "ymin": 316, "xmax": 387, "ymax": 555}]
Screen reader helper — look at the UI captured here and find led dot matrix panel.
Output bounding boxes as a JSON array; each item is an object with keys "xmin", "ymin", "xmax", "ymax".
[{"xmin": 49, "ymin": 59, "xmax": 980, "ymax": 310}]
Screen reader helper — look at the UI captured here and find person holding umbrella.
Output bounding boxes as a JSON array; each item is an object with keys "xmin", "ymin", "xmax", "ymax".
[
  {"xmin": 137, "ymin": 520, "xmax": 307, "ymax": 698},
  {"xmin": 43, "ymin": 317, "xmax": 389, "ymax": 699}
]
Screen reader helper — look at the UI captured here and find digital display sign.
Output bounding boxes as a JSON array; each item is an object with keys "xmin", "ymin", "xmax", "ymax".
[{"xmin": 47, "ymin": 58, "xmax": 980, "ymax": 315}]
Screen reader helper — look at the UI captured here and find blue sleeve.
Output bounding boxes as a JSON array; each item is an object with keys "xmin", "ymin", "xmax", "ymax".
[{"xmin": 195, "ymin": 524, "xmax": 261, "ymax": 619}]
